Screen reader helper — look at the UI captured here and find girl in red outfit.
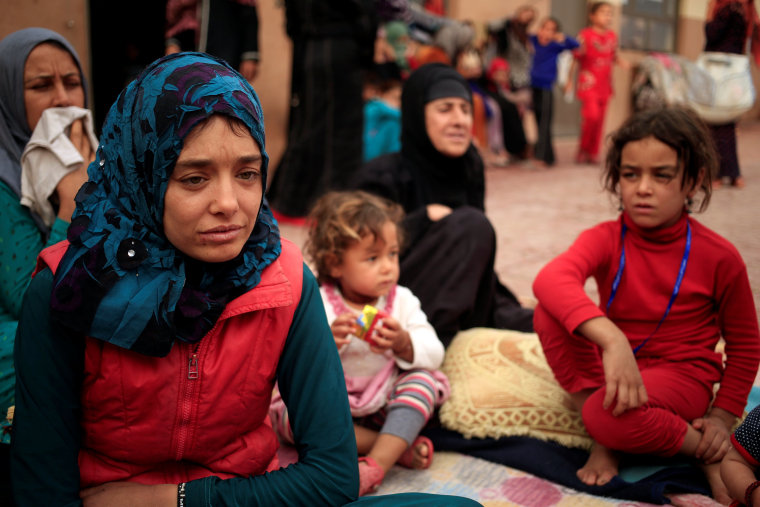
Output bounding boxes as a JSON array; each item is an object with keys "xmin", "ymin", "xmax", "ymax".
[
  {"xmin": 566, "ymin": 2, "xmax": 627, "ymax": 164},
  {"xmin": 532, "ymin": 107, "xmax": 760, "ymax": 504}
]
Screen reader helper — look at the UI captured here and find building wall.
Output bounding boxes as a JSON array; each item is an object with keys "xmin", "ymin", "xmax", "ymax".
[
  {"xmin": 2, "ymin": 0, "xmax": 757, "ymax": 168},
  {"xmin": 1, "ymin": 0, "xmax": 90, "ymax": 99}
]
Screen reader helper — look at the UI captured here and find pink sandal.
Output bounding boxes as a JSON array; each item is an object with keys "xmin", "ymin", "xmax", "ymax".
[
  {"xmin": 358, "ymin": 456, "xmax": 385, "ymax": 496},
  {"xmin": 397, "ymin": 435, "xmax": 434, "ymax": 469}
]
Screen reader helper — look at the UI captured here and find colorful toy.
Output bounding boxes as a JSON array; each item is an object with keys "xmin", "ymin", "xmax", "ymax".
[{"xmin": 355, "ymin": 305, "xmax": 385, "ymax": 346}]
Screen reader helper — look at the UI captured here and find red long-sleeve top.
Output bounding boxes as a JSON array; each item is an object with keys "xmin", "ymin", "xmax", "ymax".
[{"xmin": 533, "ymin": 212, "xmax": 760, "ymax": 417}]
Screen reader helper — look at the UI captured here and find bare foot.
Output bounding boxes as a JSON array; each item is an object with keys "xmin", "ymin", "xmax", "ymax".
[
  {"xmin": 408, "ymin": 440, "xmax": 431, "ymax": 469},
  {"xmin": 701, "ymin": 462, "xmax": 732, "ymax": 505},
  {"xmin": 577, "ymin": 443, "xmax": 619, "ymax": 486},
  {"xmin": 398, "ymin": 436, "xmax": 434, "ymax": 469}
]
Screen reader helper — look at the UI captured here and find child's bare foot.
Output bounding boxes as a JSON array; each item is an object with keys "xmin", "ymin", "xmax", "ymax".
[
  {"xmin": 398, "ymin": 435, "xmax": 434, "ymax": 469},
  {"xmin": 701, "ymin": 462, "xmax": 731, "ymax": 505},
  {"xmin": 577, "ymin": 443, "xmax": 619, "ymax": 486}
]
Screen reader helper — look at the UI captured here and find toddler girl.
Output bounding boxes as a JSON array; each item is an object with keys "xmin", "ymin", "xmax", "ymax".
[
  {"xmin": 533, "ymin": 106, "xmax": 760, "ymax": 504},
  {"xmin": 567, "ymin": 2, "xmax": 628, "ymax": 164},
  {"xmin": 271, "ymin": 190, "xmax": 449, "ymax": 496}
]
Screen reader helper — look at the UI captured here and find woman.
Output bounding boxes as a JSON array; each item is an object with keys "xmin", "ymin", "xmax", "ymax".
[
  {"xmin": 266, "ymin": 0, "xmax": 377, "ymax": 220},
  {"xmin": 0, "ymin": 28, "xmax": 93, "ymax": 442},
  {"xmin": 9, "ymin": 51, "xmax": 361, "ymax": 506},
  {"xmin": 352, "ymin": 63, "xmax": 533, "ymax": 347},
  {"xmin": 705, "ymin": 0, "xmax": 760, "ymax": 188},
  {"xmin": 10, "ymin": 52, "xmax": 480, "ymax": 507}
]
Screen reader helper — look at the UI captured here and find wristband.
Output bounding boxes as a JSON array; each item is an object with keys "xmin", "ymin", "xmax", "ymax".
[
  {"xmin": 177, "ymin": 482, "xmax": 187, "ymax": 507},
  {"xmin": 746, "ymin": 479, "xmax": 760, "ymax": 507}
]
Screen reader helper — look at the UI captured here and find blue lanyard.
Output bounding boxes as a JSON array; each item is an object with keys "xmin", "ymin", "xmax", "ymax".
[{"xmin": 605, "ymin": 220, "xmax": 691, "ymax": 355}]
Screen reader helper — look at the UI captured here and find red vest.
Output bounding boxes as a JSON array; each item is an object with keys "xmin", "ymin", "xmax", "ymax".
[{"xmin": 37, "ymin": 239, "xmax": 304, "ymax": 487}]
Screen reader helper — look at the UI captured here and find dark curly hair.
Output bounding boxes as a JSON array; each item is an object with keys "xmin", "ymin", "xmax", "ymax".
[
  {"xmin": 603, "ymin": 106, "xmax": 718, "ymax": 212},
  {"xmin": 306, "ymin": 190, "xmax": 405, "ymax": 285},
  {"xmin": 589, "ymin": 1, "xmax": 612, "ymax": 15}
]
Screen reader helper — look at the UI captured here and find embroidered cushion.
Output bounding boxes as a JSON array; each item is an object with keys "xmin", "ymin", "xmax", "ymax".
[{"xmin": 439, "ymin": 327, "xmax": 592, "ymax": 450}]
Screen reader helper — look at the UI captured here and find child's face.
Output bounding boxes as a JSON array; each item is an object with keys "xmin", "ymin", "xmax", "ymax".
[
  {"xmin": 619, "ymin": 136, "xmax": 700, "ymax": 230},
  {"xmin": 590, "ymin": 4, "xmax": 613, "ymax": 30},
  {"xmin": 491, "ymin": 68, "xmax": 509, "ymax": 87},
  {"xmin": 537, "ymin": 20, "xmax": 558, "ymax": 45},
  {"xmin": 330, "ymin": 221, "xmax": 400, "ymax": 305},
  {"xmin": 380, "ymin": 85, "xmax": 402, "ymax": 110}
]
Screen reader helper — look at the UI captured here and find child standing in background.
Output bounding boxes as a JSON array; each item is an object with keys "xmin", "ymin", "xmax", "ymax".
[
  {"xmin": 363, "ymin": 62, "xmax": 403, "ymax": 162},
  {"xmin": 566, "ymin": 1, "xmax": 628, "ymax": 164},
  {"xmin": 530, "ymin": 17, "xmax": 579, "ymax": 166},
  {"xmin": 271, "ymin": 190, "xmax": 449, "ymax": 496},
  {"xmin": 533, "ymin": 107, "xmax": 759, "ymax": 504}
]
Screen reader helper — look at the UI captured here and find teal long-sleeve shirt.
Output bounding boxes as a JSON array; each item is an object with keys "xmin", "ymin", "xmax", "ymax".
[
  {"xmin": 0, "ymin": 181, "xmax": 68, "ymax": 432},
  {"xmin": 11, "ymin": 264, "xmax": 360, "ymax": 506},
  {"xmin": 0, "ymin": 181, "xmax": 68, "ymax": 321}
]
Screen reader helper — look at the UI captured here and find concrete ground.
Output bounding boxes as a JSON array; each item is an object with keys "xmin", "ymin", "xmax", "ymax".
[{"xmin": 278, "ymin": 120, "xmax": 760, "ymax": 321}]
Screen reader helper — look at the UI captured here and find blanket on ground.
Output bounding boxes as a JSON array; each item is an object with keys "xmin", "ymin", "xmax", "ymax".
[{"xmin": 423, "ymin": 427, "xmax": 710, "ymax": 505}]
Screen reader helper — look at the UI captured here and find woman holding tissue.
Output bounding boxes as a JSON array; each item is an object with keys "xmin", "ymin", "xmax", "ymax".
[{"xmin": 0, "ymin": 27, "xmax": 95, "ymax": 450}]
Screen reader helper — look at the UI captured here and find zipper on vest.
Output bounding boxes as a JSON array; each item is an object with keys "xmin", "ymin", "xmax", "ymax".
[
  {"xmin": 188, "ymin": 348, "xmax": 199, "ymax": 380},
  {"xmin": 176, "ymin": 342, "xmax": 203, "ymax": 461}
]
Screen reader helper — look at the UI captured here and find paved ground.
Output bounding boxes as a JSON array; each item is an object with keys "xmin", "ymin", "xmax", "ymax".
[{"xmin": 279, "ymin": 120, "xmax": 760, "ymax": 320}]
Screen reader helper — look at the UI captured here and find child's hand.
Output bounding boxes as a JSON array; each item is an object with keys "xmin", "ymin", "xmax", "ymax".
[
  {"xmin": 331, "ymin": 312, "xmax": 357, "ymax": 349},
  {"xmin": 563, "ymin": 80, "xmax": 574, "ymax": 97},
  {"xmin": 576, "ymin": 317, "xmax": 647, "ymax": 416},
  {"xmin": 374, "ymin": 317, "xmax": 413, "ymax": 362},
  {"xmin": 692, "ymin": 408, "xmax": 733, "ymax": 463},
  {"xmin": 601, "ymin": 340, "xmax": 648, "ymax": 416},
  {"xmin": 616, "ymin": 56, "xmax": 632, "ymax": 71}
]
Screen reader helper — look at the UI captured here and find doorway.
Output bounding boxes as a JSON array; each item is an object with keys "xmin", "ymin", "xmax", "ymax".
[{"xmin": 550, "ymin": 1, "xmax": 587, "ymax": 137}]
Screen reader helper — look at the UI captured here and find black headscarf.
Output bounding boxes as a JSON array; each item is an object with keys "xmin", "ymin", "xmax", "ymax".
[{"xmin": 400, "ymin": 63, "xmax": 484, "ymax": 210}]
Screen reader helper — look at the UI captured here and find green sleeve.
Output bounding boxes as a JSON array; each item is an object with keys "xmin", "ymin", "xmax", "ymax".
[
  {"xmin": 185, "ymin": 264, "xmax": 359, "ymax": 506},
  {"xmin": 10, "ymin": 268, "xmax": 85, "ymax": 506},
  {"xmin": 0, "ymin": 182, "xmax": 68, "ymax": 319}
]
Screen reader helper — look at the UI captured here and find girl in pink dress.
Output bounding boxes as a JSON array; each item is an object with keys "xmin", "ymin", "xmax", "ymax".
[{"xmin": 567, "ymin": 2, "xmax": 626, "ymax": 164}]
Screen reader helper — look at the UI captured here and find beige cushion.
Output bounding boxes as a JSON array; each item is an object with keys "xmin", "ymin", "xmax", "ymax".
[{"xmin": 439, "ymin": 327, "xmax": 593, "ymax": 450}]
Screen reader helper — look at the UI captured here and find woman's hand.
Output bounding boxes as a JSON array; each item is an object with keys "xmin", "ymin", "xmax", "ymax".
[
  {"xmin": 239, "ymin": 59, "xmax": 258, "ymax": 83},
  {"xmin": 56, "ymin": 118, "xmax": 94, "ymax": 221},
  {"xmin": 165, "ymin": 43, "xmax": 181, "ymax": 55},
  {"xmin": 426, "ymin": 204, "xmax": 452, "ymax": 222},
  {"xmin": 374, "ymin": 316, "xmax": 413, "ymax": 362},
  {"xmin": 330, "ymin": 312, "xmax": 357, "ymax": 349},
  {"xmin": 692, "ymin": 407, "xmax": 734, "ymax": 463},
  {"xmin": 81, "ymin": 482, "xmax": 176, "ymax": 507}
]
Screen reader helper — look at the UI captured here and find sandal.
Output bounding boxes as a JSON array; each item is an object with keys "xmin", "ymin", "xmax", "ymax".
[
  {"xmin": 358, "ymin": 456, "xmax": 385, "ymax": 496},
  {"xmin": 397, "ymin": 435, "xmax": 434, "ymax": 470}
]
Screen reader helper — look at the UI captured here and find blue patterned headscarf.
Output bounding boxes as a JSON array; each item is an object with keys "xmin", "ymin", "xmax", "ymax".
[{"xmin": 50, "ymin": 52, "xmax": 280, "ymax": 357}]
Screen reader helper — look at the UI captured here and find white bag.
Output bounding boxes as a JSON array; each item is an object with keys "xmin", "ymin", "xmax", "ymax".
[{"xmin": 688, "ymin": 52, "xmax": 756, "ymax": 125}]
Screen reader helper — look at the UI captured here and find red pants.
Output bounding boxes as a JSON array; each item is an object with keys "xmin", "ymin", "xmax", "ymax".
[
  {"xmin": 534, "ymin": 304, "xmax": 717, "ymax": 456},
  {"xmin": 578, "ymin": 96, "xmax": 609, "ymax": 158}
]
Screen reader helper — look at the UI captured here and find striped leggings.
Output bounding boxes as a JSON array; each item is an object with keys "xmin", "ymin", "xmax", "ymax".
[
  {"xmin": 271, "ymin": 369, "xmax": 440, "ymax": 446},
  {"xmin": 358, "ymin": 369, "xmax": 439, "ymax": 445}
]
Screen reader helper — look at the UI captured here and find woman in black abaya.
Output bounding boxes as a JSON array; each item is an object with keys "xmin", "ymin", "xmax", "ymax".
[{"xmin": 352, "ymin": 63, "xmax": 533, "ymax": 347}]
